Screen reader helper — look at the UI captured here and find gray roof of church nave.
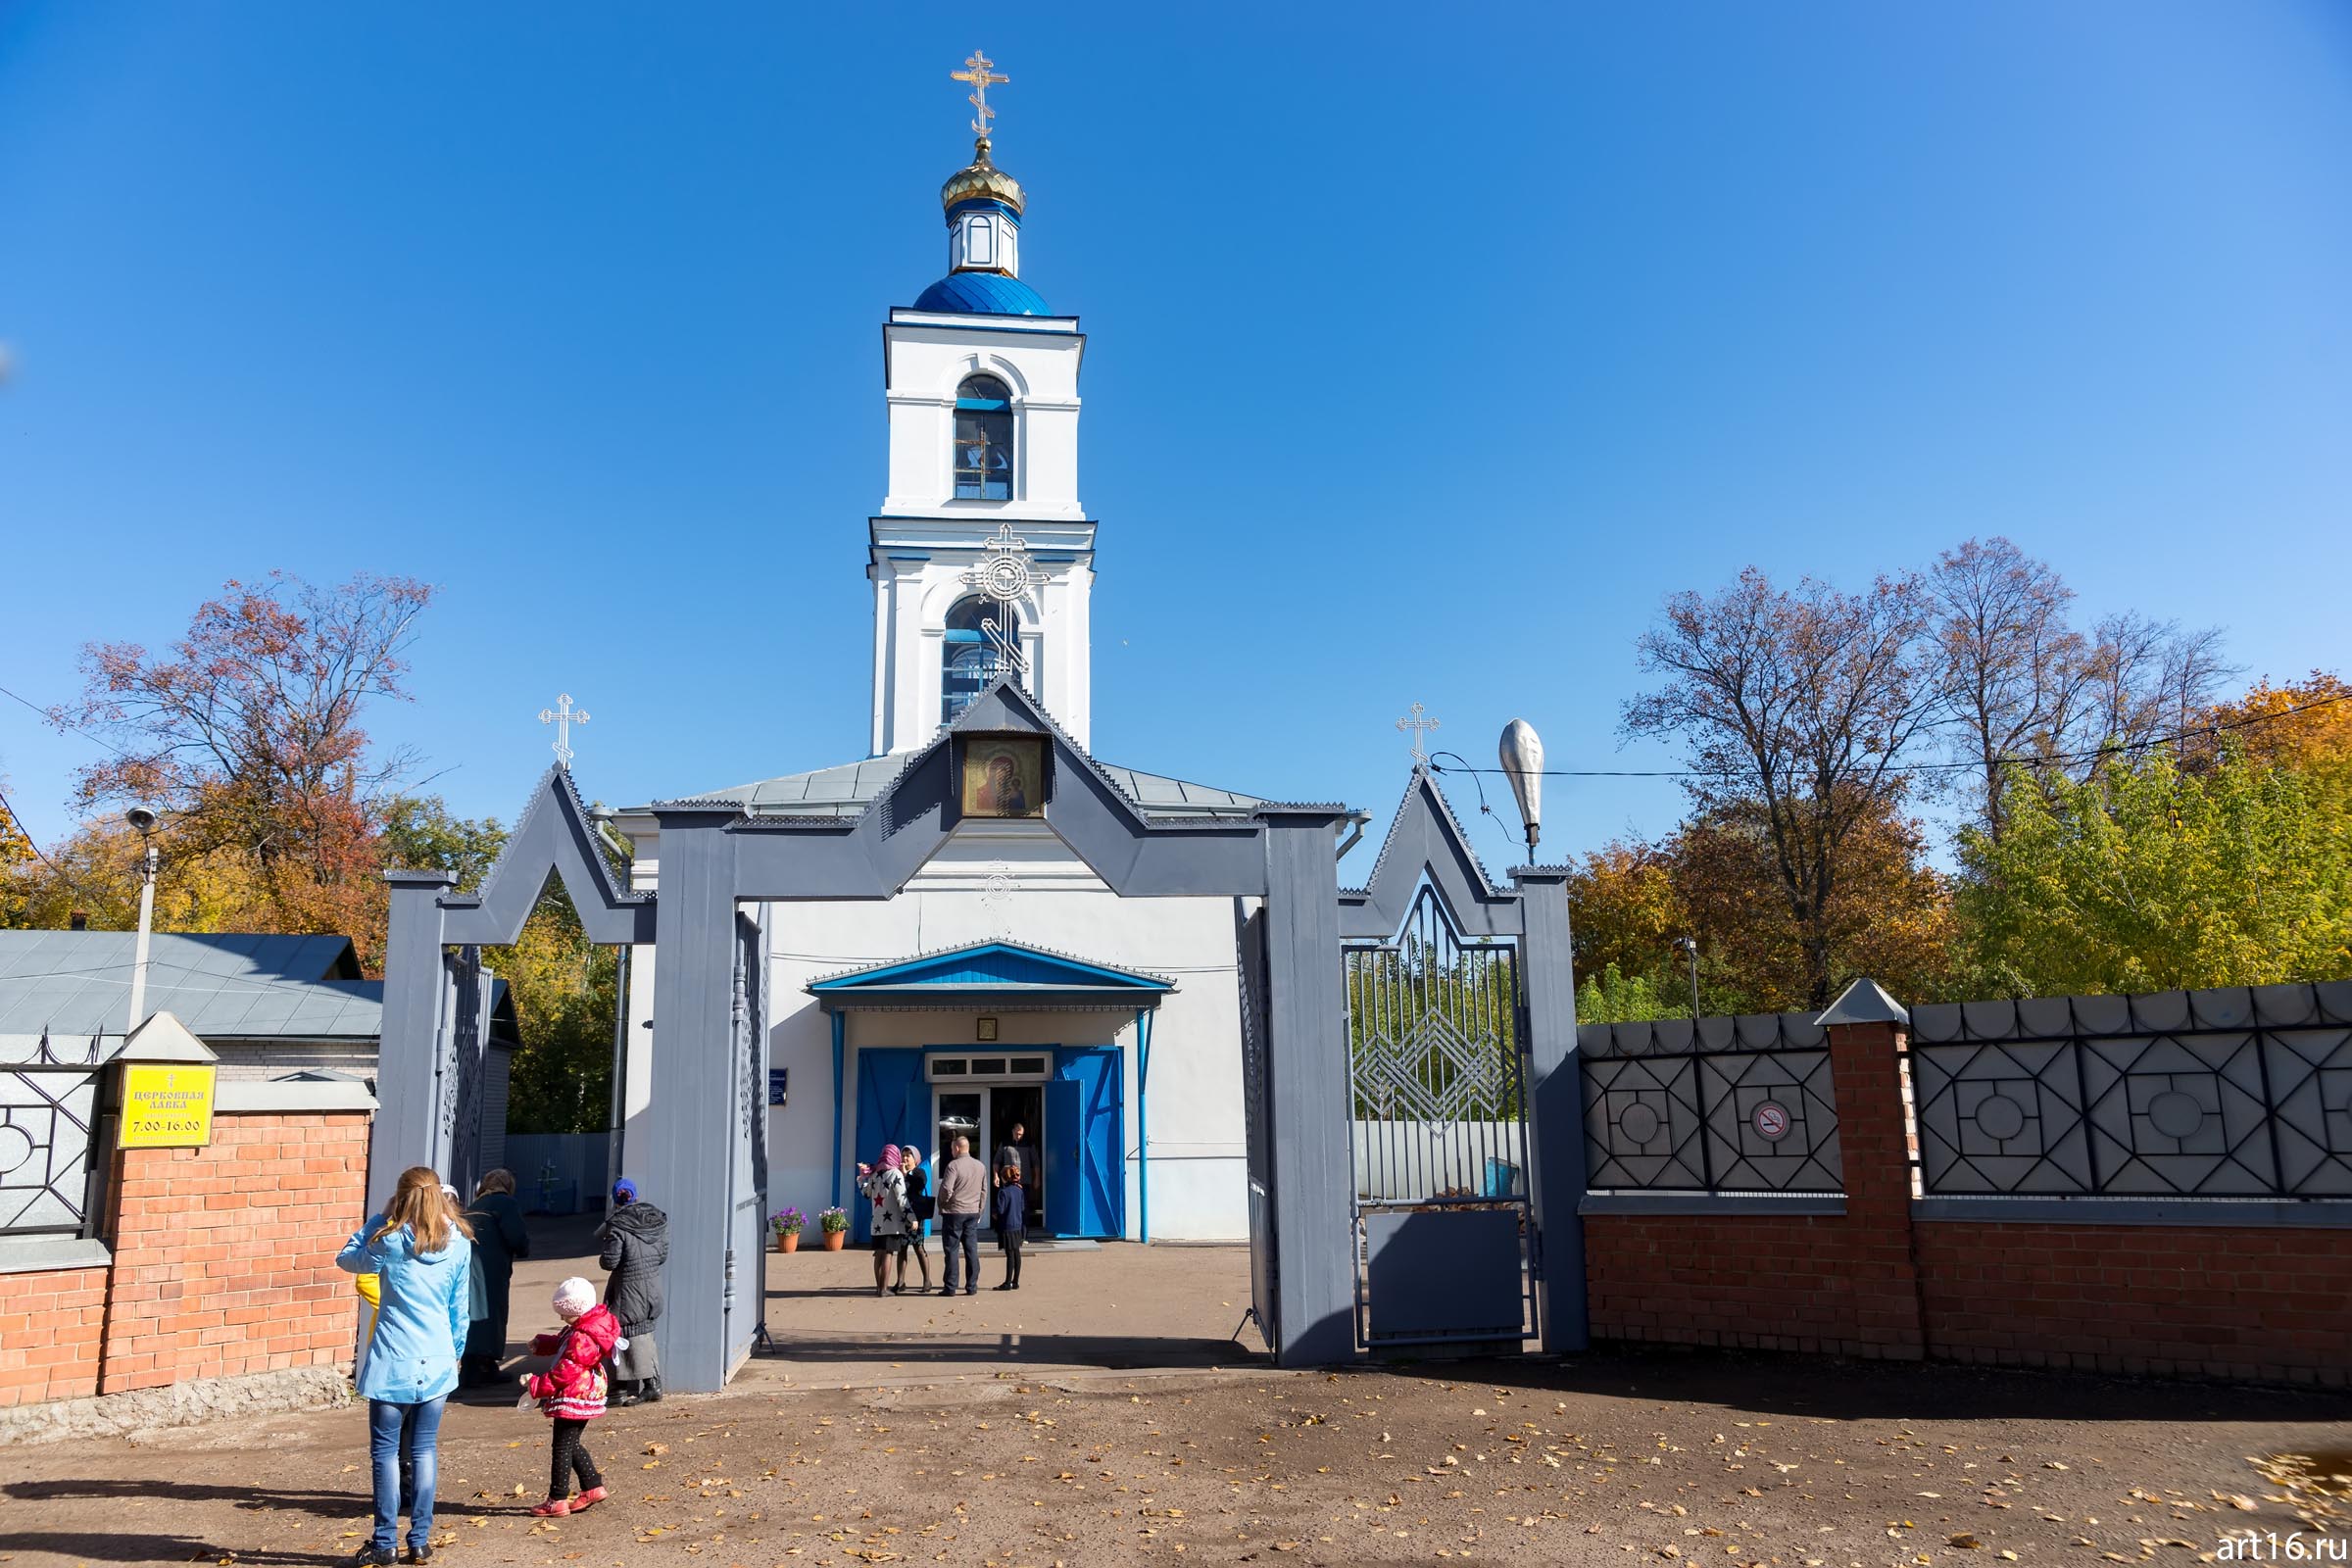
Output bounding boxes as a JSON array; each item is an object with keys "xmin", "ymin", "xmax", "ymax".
[{"xmin": 671, "ymin": 756, "xmax": 1265, "ymax": 820}]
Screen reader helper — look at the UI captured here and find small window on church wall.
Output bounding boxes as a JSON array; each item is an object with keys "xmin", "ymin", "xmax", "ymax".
[
  {"xmin": 954, "ymin": 375, "xmax": 1013, "ymax": 501},
  {"xmin": 943, "ymin": 595, "xmax": 1021, "ymax": 722}
]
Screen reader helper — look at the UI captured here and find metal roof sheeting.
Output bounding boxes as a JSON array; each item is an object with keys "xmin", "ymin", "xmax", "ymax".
[
  {"xmin": 0, "ymin": 931, "xmax": 382, "ymax": 1043},
  {"xmin": 677, "ymin": 757, "xmax": 1263, "ymax": 821}
]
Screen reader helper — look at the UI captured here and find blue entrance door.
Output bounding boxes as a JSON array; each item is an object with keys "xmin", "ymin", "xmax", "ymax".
[
  {"xmin": 1047, "ymin": 1048, "xmax": 1124, "ymax": 1239},
  {"xmin": 851, "ymin": 1049, "xmax": 925, "ymax": 1244}
]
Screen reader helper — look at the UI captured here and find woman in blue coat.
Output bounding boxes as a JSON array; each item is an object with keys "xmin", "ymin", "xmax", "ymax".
[{"xmin": 338, "ymin": 1165, "xmax": 474, "ymax": 1567}]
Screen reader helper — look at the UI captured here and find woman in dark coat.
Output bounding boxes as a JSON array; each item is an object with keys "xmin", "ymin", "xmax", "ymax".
[
  {"xmin": 461, "ymin": 1168, "xmax": 530, "ymax": 1387},
  {"xmin": 599, "ymin": 1177, "xmax": 669, "ymax": 1405}
]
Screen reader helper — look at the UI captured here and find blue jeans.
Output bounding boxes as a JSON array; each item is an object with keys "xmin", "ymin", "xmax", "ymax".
[
  {"xmin": 368, "ymin": 1396, "xmax": 446, "ymax": 1552},
  {"xmin": 940, "ymin": 1213, "xmax": 981, "ymax": 1291}
]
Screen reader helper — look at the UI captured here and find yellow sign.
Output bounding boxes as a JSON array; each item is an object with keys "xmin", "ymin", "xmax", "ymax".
[{"xmin": 121, "ymin": 1063, "xmax": 217, "ymax": 1149}]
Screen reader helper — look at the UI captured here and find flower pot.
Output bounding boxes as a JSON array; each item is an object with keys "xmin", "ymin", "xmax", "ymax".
[
  {"xmin": 776, "ymin": 1231, "xmax": 799, "ymax": 1253},
  {"xmin": 821, "ymin": 1230, "xmax": 847, "ymax": 1251}
]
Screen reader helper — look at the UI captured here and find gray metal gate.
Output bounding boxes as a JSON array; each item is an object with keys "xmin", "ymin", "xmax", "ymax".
[
  {"xmin": 1345, "ymin": 881, "xmax": 1538, "ymax": 1348},
  {"xmin": 1234, "ymin": 904, "xmax": 1280, "ymax": 1352}
]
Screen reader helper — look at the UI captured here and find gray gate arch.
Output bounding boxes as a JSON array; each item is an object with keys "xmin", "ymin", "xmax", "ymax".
[{"xmin": 375, "ymin": 679, "xmax": 1372, "ymax": 1393}]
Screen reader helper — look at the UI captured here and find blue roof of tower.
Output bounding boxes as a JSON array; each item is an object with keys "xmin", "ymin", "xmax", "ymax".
[{"xmin": 912, "ymin": 270, "xmax": 1053, "ymax": 316}]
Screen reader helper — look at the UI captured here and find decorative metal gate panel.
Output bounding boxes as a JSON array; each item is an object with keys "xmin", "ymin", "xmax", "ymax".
[
  {"xmin": 1, "ymin": 1032, "xmax": 107, "ymax": 1240},
  {"xmin": 1345, "ymin": 881, "xmax": 1537, "ymax": 1348},
  {"xmin": 1235, "ymin": 905, "xmax": 1280, "ymax": 1353}
]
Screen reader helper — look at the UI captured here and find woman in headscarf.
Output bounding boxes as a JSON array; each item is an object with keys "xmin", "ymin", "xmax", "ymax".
[
  {"xmin": 461, "ymin": 1168, "xmax": 530, "ymax": 1387},
  {"xmin": 894, "ymin": 1145, "xmax": 933, "ymax": 1294},
  {"xmin": 856, "ymin": 1143, "xmax": 910, "ymax": 1298}
]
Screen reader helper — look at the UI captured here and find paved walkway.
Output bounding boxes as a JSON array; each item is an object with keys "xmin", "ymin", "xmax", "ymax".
[{"xmin": 510, "ymin": 1212, "xmax": 1272, "ymax": 1389}]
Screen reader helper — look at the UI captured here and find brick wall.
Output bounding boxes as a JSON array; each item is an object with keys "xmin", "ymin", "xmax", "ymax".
[
  {"xmin": 1584, "ymin": 1019, "xmax": 1928, "ymax": 1361},
  {"xmin": 0, "ymin": 1102, "xmax": 370, "ymax": 1409},
  {"xmin": 1586, "ymin": 1210, "xmax": 1875, "ymax": 1355},
  {"xmin": 1578, "ymin": 1015, "xmax": 2352, "ymax": 1386},
  {"xmin": 0, "ymin": 1264, "xmax": 109, "ymax": 1406},
  {"xmin": 1914, "ymin": 1220, "xmax": 2352, "ymax": 1386}
]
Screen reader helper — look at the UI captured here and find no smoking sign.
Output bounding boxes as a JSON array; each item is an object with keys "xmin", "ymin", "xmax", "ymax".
[{"xmin": 1751, "ymin": 1100, "xmax": 1791, "ymax": 1142}]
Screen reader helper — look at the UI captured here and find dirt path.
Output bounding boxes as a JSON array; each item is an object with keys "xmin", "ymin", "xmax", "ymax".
[{"xmin": 4, "ymin": 1349, "xmax": 2347, "ymax": 1567}]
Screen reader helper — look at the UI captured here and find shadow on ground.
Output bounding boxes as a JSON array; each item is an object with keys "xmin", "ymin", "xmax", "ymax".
[
  {"xmin": 751, "ymin": 1331, "xmax": 1261, "ymax": 1373},
  {"xmin": 1362, "ymin": 1343, "xmax": 2352, "ymax": 1424}
]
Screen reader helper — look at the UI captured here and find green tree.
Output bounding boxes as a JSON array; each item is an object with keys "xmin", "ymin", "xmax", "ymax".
[
  {"xmin": 379, "ymin": 796, "xmax": 506, "ymax": 892},
  {"xmin": 1955, "ymin": 745, "xmax": 2352, "ymax": 995},
  {"xmin": 1575, "ymin": 962, "xmax": 1675, "ymax": 1024},
  {"xmin": 500, "ymin": 882, "xmax": 621, "ymax": 1135}
]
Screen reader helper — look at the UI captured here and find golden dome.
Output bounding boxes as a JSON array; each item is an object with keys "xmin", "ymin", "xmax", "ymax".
[{"xmin": 941, "ymin": 138, "xmax": 1025, "ymax": 217}]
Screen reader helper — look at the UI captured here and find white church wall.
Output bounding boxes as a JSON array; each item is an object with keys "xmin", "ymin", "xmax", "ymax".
[{"xmin": 757, "ymin": 822, "xmax": 1251, "ymax": 1241}]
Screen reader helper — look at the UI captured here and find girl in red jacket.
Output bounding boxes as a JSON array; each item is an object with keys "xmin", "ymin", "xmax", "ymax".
[{"xmin": 523, "ymin": 1276, "xmax": 619, "ymax": 1516}]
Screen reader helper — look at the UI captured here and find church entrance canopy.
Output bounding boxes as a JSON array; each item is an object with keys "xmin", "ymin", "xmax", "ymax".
[{"xmin": 810, "ymin": 941, "xmax": 1173, "ymax": 1244}]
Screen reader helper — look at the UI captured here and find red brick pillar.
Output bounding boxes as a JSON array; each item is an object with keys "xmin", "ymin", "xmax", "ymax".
[{"xmin": 1823, "ymin": 1019, "xmax": 1926, "ymax": 1360}]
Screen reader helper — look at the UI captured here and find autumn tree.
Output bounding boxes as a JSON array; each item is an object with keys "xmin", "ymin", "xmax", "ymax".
[
  {"xmin": 49, "ymin": 571, "xmax": 433, "ymax": 960},
  {"xmin": 1928, "ymin": 537, "xmax": 2093, "ymax": 837},
  {"xmin": 1624, "ymin": 566, "xmax": 1943, "ymax": 1006},
  {"xmin": 1929, "ymin": 537, "xmax": 2237, "ymax": 840},
  {"xmin": 1955, "ymin": 745, "xmax": 2352, "ymax": 996}
]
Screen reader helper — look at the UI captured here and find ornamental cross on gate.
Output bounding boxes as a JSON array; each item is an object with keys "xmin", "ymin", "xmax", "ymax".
[
  {"xmin": 952, "ymin": 49, "xmax": 1008, "ymax": 140},
  {"xmin": 539, "ymin": 692, "xmax": 590, "ymax": 768},
  {"xmin": 962, "ymin": 523, "xmax": 1032, "ymax": 677},
  {"xmin": 1396, "ymin": 702, "xmax": 1441, "ymax": 766}
]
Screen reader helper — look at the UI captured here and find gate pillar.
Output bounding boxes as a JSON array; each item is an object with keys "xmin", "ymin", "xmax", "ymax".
[
  {"xmin": 1259, "ymin": 809, "xmax": 1357, "ymax": 1366},
  {"xmin": 642, "ymin": 808, "xmax": 742, "ymax": 1394},
  {"xmin": 1512, "ymin": 866, "xmax": 1589, "ymax": 1353},
  {"xmin": 373, "ymin": 870, "xmax": 455, "ymax": 1212}
]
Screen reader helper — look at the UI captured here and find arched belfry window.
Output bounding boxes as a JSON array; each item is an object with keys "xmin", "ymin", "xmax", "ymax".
[
  {"xmin": 942, "ymin": 595, "xmax": 1021, "ymax": 722},
  {"xmin": 954, "ymin": 375, "xmax": 1013, "ymax": 501}
]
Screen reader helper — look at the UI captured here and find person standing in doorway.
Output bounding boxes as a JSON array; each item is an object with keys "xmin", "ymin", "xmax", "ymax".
[
  {"xmin": 995, "ymin": 1118, "xmax": 1039, "ymax": 1229},
  {"xmin": 336, "ymin": 1166, "xmax": 474, "ymax": 1567},
  {"xmin": 896, "ymin": 1145, "xmax": 934, "ymax": 1293},
  {"xmin": 935, "ymin": 1134, "xmax": 986, "ymax": 1298},
  {"xmin": 599, "ymin": 1179, "xmax": 668, "ymax": 1406}
]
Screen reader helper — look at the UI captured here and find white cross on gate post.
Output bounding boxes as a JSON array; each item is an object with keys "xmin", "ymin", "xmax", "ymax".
[
  {"xmin": 539, "ymin": 693, "xmax": 590, "ymax": 769},
  {"xmin": 1396, "ymin": 702, "xmax": 1441, "ymax": 766}
]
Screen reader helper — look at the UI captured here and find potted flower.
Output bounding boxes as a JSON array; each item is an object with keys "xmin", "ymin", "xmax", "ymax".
[
  {"xmin": 818, "ymin": 1205, "xmax": 849, "ymax": 1251},
  {"xmin": 771, "ymin": 1206, "xmax": 805, "ymax": 1253}
]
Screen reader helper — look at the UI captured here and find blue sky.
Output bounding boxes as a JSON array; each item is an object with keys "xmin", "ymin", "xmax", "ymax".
[{"xmin": 3, "ymin": 2, "xmax": 2348, "ymax": 877}]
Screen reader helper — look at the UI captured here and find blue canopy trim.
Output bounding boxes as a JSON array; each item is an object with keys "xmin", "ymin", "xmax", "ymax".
[{"xmin": 808, "ymin": 940, "xmax": 1174, "ymax": 1012}]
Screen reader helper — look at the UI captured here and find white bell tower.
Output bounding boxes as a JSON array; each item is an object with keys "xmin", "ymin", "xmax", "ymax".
[{"xmin": 868, "ymin": 66, "xmax": 1095, "ymax": 757}]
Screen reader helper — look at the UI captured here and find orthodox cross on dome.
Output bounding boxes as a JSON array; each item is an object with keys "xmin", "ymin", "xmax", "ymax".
[
  {"xmin": 962, "ymin": 523, "xmax": 1033, "ymax": 677},
  {"xmin": 539, "ymin": 692, "xmax": 590, "ymax": 769},
  {"xmin": 1396, "ymin": 702, "xmax": 1441, "ymax": 767},
  {"xmin": 952, "ymin": 49, "xmax": 1008, "ymax": 141}
]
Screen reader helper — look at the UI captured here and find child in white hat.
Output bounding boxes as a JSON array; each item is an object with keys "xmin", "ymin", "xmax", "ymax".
[{"xmin": 521, "ymin": 1276, "xmax": 619, "ymax": 1516}]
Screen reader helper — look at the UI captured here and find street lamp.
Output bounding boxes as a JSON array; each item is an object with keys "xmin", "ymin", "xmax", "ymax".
[
  {"xmin": 1670, "ymin": 934, "xmax": 1700, "ymax": 1023},
  {"xmin": 123, "ymin": 806, "xmax": 160, "ymax": 1037},
  {"xmin": 1497, "ymin": 718, "xmax": 1544, "ymax": 853}
]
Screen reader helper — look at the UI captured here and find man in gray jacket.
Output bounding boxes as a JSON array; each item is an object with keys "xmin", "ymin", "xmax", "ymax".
[{"xmin": 935, "ymin": 1136, "xmax": 986, "ymax": 1298}]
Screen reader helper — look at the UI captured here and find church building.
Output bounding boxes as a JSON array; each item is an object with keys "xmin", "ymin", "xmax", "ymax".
[{"xmin": 613, "ymin": 84, "xmax": 1268, "ymax": 1243}]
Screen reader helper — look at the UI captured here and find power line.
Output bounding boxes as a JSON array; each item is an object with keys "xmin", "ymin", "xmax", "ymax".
[
  {"xmin": 0, "ymin": 784, "xmax": 65, "ymax": 878},
  {"xmin": 1431, "ymin": 689, "xmax": 2352, "ymax": 782},
  {"xmin": 0, "ymin": 679, "xmax": 134, "ymax": 760}
]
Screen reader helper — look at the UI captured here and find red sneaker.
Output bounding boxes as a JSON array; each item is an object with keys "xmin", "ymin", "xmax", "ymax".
[
  {"xmin": 528, "ymin": 1497, "xmax": 570, "ymax": 1517},
  {"xmin": 569, "ymin": 1487, "xmax": 608, "ymax": 1513}
]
